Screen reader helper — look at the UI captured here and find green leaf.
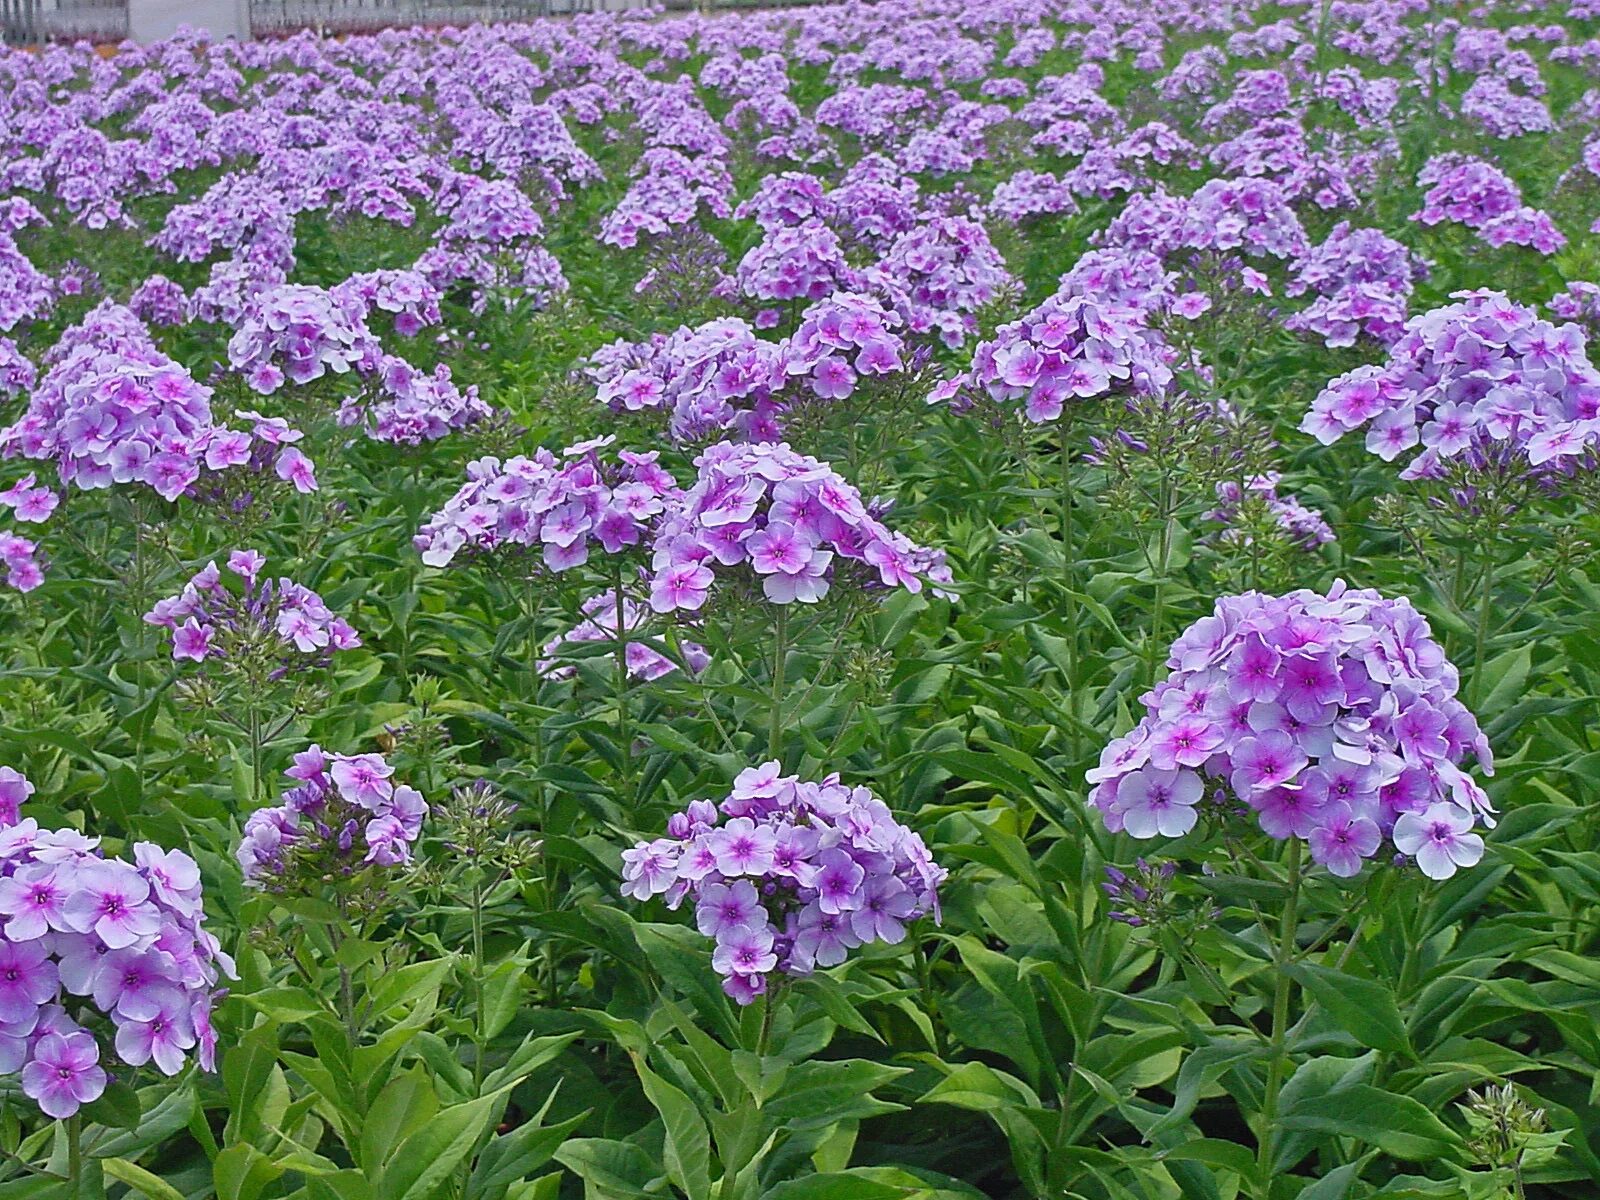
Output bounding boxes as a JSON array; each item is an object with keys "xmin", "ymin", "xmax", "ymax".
[
  {"xmin": 1279, "ymin": 1085, "xmax": 1463, "ymax": 1162},
  {"xmin": 551, "ymin": 1139, "xmax": 659, "ymax": 1197},
  {"xmin": 101, "ymin": 1158, "xmax": 187, "ymax": 1200},
  {"xmin": 379, "ymin": 1093, "xmax": 507, "ymax": 1200},
  {"xmin": 466, "ymin": 1107, "xmax": 588, "ymax": 1200},
  {"xmin": 1291, "ymin": 963, "xmax": 1412, "ymax": 1056},
  {"xmin": 241, "ymin": 986, "xmax": 328, "ymax": 1025},
  {"xmin": 360, "ymin": 1068, "xmax": 440, "ymax": 1174},
  {"xmin": 629, "ymin": 1055, "xmax": 712, "ymax": 1200},
  {"xmin": 763, "ymin": 1173, "xmax": 911, "ymax": 1200},
  {"xmin": 215, "ymin": 1145, "xmax": 285, "ymax": 1200},
  {"xmin": 82, "ymin": 1081, "xmax": 141, "ymax": 1131}
]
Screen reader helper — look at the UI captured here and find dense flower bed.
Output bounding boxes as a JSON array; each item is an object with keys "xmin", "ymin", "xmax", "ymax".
[{"xmin": 0, "ymin": 0, "xmax": 1596, "ymax": 1195}]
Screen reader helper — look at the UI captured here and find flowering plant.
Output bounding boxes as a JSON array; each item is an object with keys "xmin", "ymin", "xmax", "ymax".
[
  {"xmin": 415, "ymin": 439, "xmax": 680, "ymax": 572},
  {"xmin": 0, "ymin": 770, "xmax": 234, "ymax": 1118},
  {"xmin": 144, "ymin": 551, "xmax": 360, "ymax": 671},
  {"xmin": 647, "ymin": 441, "xmax": 951, "ymax": 612},
  {"xmin": 1088, "ymin": 582, "xmax": 1494, "ymax": 880},
  {"xmin": 622, "ymin": 764, "xmax": 945, "ymax": 1003},
  {"xmin": 236, "ymin": 746, "xmax": 428, "ymax": 888},
  {"xmin": 1302, "ymin": 290, "xmax": 1600, "ymax": 478}
]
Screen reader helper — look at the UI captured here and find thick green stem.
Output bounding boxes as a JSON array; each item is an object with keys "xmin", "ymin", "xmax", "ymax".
[
  {"xmin": 247, "ymin": 707, "xmax": 265, "ymax": 806},
  {"xmin": 768, "ymin": 606, "xmax": 788, "ymax": 762},
  {"xmin": 756, "ymin": 990, "xmax": 776, "ymax": 1058},
  {"xmin": 1256, "ymin": 839, "xmax": 1304, "ymax": 1193}
]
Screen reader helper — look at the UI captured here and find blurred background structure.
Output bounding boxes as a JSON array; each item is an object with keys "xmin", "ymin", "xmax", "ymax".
[{"xmin": 1, "ymin": 0, "xmax": 676, "ymax": 44}]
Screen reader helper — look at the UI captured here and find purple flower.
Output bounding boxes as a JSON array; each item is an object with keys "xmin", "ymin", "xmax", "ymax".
[
  {"xmin": 20, "ymin": 1030, "xmax": 106, "ymax": 1119},
  {"xmin": 711, "ymin": 923, "xmax": 778, "ymax": 984},
  {"xmin": 0, "ymin": 940, "xmax": 58, "ymax": 1023},
  {"xmin": 707, "ymin": 818, "xmax": 777, "ymax": 877},
  {"xmin": 1393, "ymin": 804, "xmax": 1485, "ymax": 880},
  {"xmin": 113, "ymin": 994, "xmax": 196, "ymax": 1076},
  {"xmin": 696, "ymin": 880, "xmax": 763, "ymax": 938},
  {"xmin": 1229, "ymin": 732, "xmax": 1308, "ymax": 795},
  {"xmin": 236, "ymin": 746, "xmax": 426, "ymax": 888},
  {"xmin": 813, "ymin": 848, "xmax": 866, "ymax": 914},
  {"xmin": 848, "ymin": 876, "xmax": 916, "ymax": 944},
  {"xmin": 1308, "ymin": 804, "xmax": 1382, "ymax": 878},
  {"xmin": 622, "ymin": 769, "xmax": 944, "ymax": 1003},
  {"xmin": 791, "ymin": 902, "xmax": 861, "ymax": 970},
  {"xmin": 1107, "ymin": 767, "xmax": 1203, "ymax": 838},
  {"xmin": 0, "ymin": 862, "xmax": 70, "ymax": 940},
  {"xmin": 61, "ymin": 862, "xmax": 159, "ymax": 950}
]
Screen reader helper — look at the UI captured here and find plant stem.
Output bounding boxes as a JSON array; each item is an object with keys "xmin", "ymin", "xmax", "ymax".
[
  {"xmin": 471, "ymin": 876, "xmax": 486, "ymax": 1090},
  {"xmin": 611, "ymin": 559, "xmax": 633, "ymax": 798},
  {"xmin": 913, "ymin": 936, "xmax": 946, "ymax": 1057},
  {"xmin": 1472, "ymin": 550, "xmax": 1497, "ymax": 706},
  {"xmin": 1146, "ymin": 484, "xmax": 1176, "ymax": 687},
  {"xmin": 1256, "ymin": 839, "xmax": 1304, "ymax": 1194},
  {"xmin": 757, "ymin": 989, "xmax": 776, "ymax": 1057},
  {"xmin": 1057, "ymin": 418, "xmax": 1080, "ymax": 761},
  {"xmin": 768, "ymin": 605, "xmax": 788, "ymax": 762},
  {"xmin": 247, "ymin": 706, "xmax": 265, "ymax": 806}
]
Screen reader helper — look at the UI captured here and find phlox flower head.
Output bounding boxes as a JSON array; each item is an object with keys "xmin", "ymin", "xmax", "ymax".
[
  {"xmin": 1086, "ymin": 581, "xmax": 1493, "ymax": 880},
  {"xmin": 647, "ymin": 440, "xmax": 951, "ymax": 612},
  {"xmin": 236, "ymin": 746, "xmax": 427, "ymax": 889},
  {"xmin": 1205, "ymin": 473, "xmax": 1334, "ymax": 552},
  {"xmin": 414, "ymin": 439, "xmax": 681, "ymax": 572},
  {"xmin": 1284, "ymin": 223, "xmax": 1425, "ymax": 348},
  {"xmin": 866, "ymin": 214, "xmax": 1015, "ymax": 349},
  {"xmin": 144, "ymin": 553, "xmax": 360, "ymax": 675},
  {"xmin": 621, "ymin": 765, "xmax": 945, "ymax": 1003},
  {"xmin": 941, "ymin": 289, "xmax": 1174, "ymax": 424},
  {"xmin": 0, "ymin": 302, "xmax": 315, "ymax": 505},
  {"xmin": 1302, "ymin": 290, "xmax": 1600, "ymax": 479},
  {"xmin": 336, "ymin": 356, "xmax": 491, "ymax": 446},
  {"xmin": 781, "ymin": 292, "xmax": 907, "ymax": 409},
  {"xmin": 226, "ymin": 284, "xmax": 381, "ymax": 393},
  {"xmin": 0, "ymin": 769, "xmax": 233, "ymax": 1117},
  {"xmin": 587, "ymin": 319, "xmax": 789, "ymax": 444}
]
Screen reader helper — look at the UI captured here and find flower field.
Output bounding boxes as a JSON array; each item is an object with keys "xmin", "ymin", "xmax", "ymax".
[{"xmin": 1, "ymin": 0, "xmax": 1599, "ymax": 1194}]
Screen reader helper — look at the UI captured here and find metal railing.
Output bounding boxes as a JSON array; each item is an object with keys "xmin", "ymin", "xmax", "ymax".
[
  {"xmin": 248, "ymin": 0, "xmax": 654, "ymax": 35},
  {"xmin": 1, "ymin": 0, "xmax": 128, "ymax": 43}
]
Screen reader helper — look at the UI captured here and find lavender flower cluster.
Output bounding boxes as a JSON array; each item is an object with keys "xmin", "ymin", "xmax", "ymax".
[
  {"xmin": 337, "ymin": 357, "xmax": 491, "ymax": 446},
  {"xmin": 1303, "ymin": 290, "xmax": 1600, "ymax": 476},
  {"xmin": 228, "ymin": 283, "xmax": 381, "ymax": 394},
  {"xmin": 1087, "ymin": 582, "xmax": 1494, "ymax": 880},
  {"xmin": 942, "ymin": 290, "xmax": 1174, "ymax": 424},
  {"xmin": 1412, "ymin": 155, "xmax": 1566, "ymax": 256},
  {"xmin": 588, "ymin": 319, "xmax": 789, "ymax": 444},
  {"xmin": 415, "ymin": 438, "xmax": 680, "ymax": 571},
  {"xmin": 621, "ymin": 764, "xmax": 945, "ymax": 1003},
  {"xmin": 0, "ymin": 302, "xmax": 317, "ymax": 503},
  {"xmin": 648, "ymin": 441, "xmax": 951, "ymax": 611},
  {"xmin": 143, "ymin": 551, "xmax": 360, "ymax": 668},
  {"xmin": 1284, "ymin": 223, "xmax": 1424, "ymax": 348},
  {"xmin": 782, "ymin": 292, "xmax": 906, "ymax": 404},
  {"xmin": 0, "ymin": 769, "xmax": 233, "ymax": 1118},
  {"xmin": 236, "ymin": 747, "xmax": 427, "ymax": 886}
]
